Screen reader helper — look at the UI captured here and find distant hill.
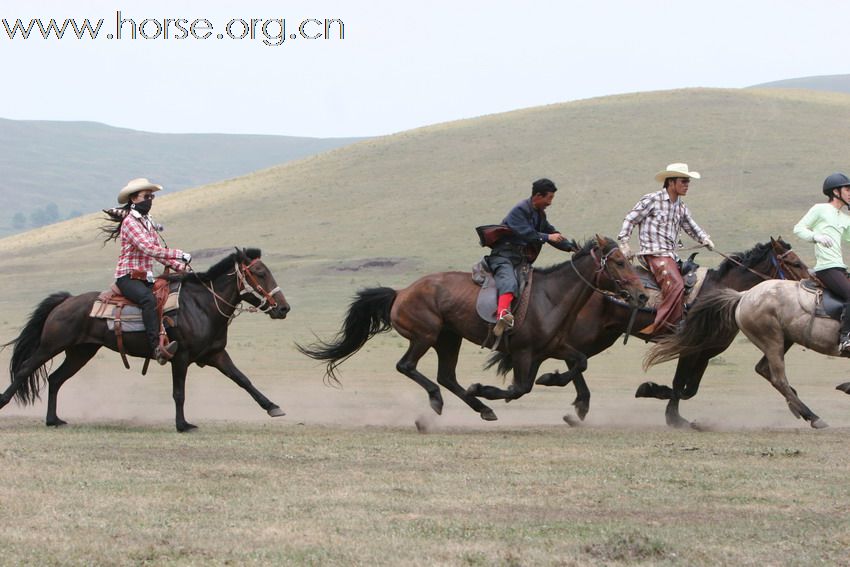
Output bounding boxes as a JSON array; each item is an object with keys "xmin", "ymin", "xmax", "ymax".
[
  {"xmin": 749, "ymin": 74, "xmax": 850, "ymax": 94},
  {"xmin": 0, "ymin": 118, "xmax": 366, "ymax": 237},
  {"xmin": 3, "ymin": 87, "xmax": 850, "ymax": 326}
]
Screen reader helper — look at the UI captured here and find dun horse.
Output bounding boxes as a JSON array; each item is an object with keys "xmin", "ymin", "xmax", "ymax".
[
  {"xmin": 298, "ymin": 236, "xmax": 648, "ymax": 421},
  {"xmin": 486, "ymin": 238, "xmax": 809, "ymax": 427},
  {"xmin": 1, "ymin": 248, "xmax": 290, "ymax": 431},
  {"xmin": 645, "ymin": 279, "xmax": 850, "ymax": 429}
]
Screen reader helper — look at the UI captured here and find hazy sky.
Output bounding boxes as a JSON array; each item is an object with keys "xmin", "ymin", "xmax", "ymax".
[{"xmin": 2, "ymin": 0, "xmax": 848, "ymax": 137}]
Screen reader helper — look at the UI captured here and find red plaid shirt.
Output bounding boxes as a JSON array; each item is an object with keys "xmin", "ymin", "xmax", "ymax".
[{"xmin": 114, "ymin": 211, "xmax": 186, "ymax": 279}]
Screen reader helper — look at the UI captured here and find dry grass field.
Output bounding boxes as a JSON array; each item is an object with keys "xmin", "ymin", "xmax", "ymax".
[{"xmin": 3, "ymin": 87, "xmax": 850, "ymax": 564}]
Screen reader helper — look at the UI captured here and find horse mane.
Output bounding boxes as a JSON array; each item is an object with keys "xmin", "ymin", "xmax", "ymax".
[
  {"xmin": 168, "ymin": 248, "xmax": 262, "ymax": 283},
  {"xmin": 711, "ymin": 240, "xmax": 787, "ymax": 279},
  {"xmin": 533, "ymin": 238, "xmax": 614, "ymax": 275}
]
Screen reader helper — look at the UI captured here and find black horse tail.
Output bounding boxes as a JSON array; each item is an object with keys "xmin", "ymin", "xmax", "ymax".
[
  {"xmin": 483, "ymin": 351, "xmax": 513, "ymax": 377},
  {"xmin": 3, "ymin": 292, "xmax": 71, "ymax": 405},
  {"xmin": 643, "ymin": 288, "xmax": 742, "ymax": 370},
  {"xmin": 297, "ymin": 287, "xmax": 396, "ymax": 384}
]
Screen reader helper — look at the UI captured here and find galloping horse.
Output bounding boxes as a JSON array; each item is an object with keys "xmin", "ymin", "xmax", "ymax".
[
  {"xmin": 298, "ymin": 236, "xmax": 648, "ymax": 421},
  {"xmin": 486, "ymin": 238, "xmax": 809, "ymax": 427},
  {"xmin": 645, "ymin": 279, "xmax": 850, "ymax": 429},
  {"xmin": 1, "ymin": 248, "xmax": 290, "ymax": 431}
]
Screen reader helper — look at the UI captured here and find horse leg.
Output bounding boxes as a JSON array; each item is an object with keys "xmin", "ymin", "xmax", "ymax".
[
  {"xmin": 467, "ymin": 351, "xmax": 540, "ymax": 402},
  {"xmin": 751, "ymin": 337, "xmax": 827, "ymax": 428},
  {"xmin": 396, "ymin": 339, "xmax": 444, "ymax": 415},
  {"xmin": 536, "ymin": 352, "xmax": 588, "ymax": 388},
  {"xmin": 433, "ymin": 331, "xmax": 497, "ymax": 421},
  {"xmin": 45, "ymin": 344, "xmax": 100, "ymax": 427},
  {"xmin": 661, "ymin": 354, "xmax": 711, "ymax": 430},
  {"xmin": 204, "ymin": 350, "xmax": 285, "ymax": 417},
  {"xmin": 169, "ymin": 355, "xmax": 196, "ymax": 432}
]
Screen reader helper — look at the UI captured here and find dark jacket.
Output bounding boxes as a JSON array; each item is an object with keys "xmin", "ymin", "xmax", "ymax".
[{"xmin": 494, "ymin": 198, "xmax": 573, "ymax": 261}]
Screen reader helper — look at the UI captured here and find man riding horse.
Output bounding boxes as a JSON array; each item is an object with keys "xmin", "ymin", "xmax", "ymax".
[
  {"xmin": 618, "ymin": 163, "xmax": 715, "ymax": 335},
  {"xmin": 102, "ymin": 178, "xmax": 191, "ymax": 364},
  {"xmin": 486, "ymin": 178, "xmax": 576, "ymax": 335}
]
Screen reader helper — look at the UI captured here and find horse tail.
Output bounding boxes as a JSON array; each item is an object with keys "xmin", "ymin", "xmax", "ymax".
[
  {"xmin": 643, "ymin": 288, "xmax": 743, "ymax": 370},
  {"xmin": 483, "ymin": 351, "xmax": 513, "ymax": 377},
  {"xmin": 296, "ymin": 287, "xmax": 396, "ymax": 384},
  {"xmin": 3, "ymin": 292, "xmax": 71, "ymax": 405}
]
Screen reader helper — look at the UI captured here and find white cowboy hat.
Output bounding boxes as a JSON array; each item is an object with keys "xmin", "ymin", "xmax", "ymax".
[
  {"xmin": 654, "ymin": 163, "xmax": 701, "ymax": 183},
  {"xmin": 117, "ymin": 178, "xmax": 163, "ymax": 204}
]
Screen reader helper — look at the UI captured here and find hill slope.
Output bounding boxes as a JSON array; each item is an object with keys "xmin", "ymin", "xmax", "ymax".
[
  {"xmin": 3, "ymin": 87, "xmax": 850, "ymax": 326},
  {"xmin": 749, "ymin": 73, "xmax": 850, "ymax": 94},
  {"xmin": 0, "ymin": 118, "xmax": 365, "ymax": 237}
]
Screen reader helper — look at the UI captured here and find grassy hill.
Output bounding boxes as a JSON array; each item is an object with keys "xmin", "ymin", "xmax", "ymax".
[
  {"xmin": 3, "ymin": 87, "xmax": 850, "ymax": 430},
  {"xmin": 0, "ymin": 118, "xmax": 365, "ymax": 237},
  {"xmin": 749, "ymin": 73, "xmax": 850, "ymax": 94}
]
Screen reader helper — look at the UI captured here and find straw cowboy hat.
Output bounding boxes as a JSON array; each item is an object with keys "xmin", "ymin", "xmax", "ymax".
[
  {"xmin": 654, "ymin": 163, "xmax": 701, "ymax": 183},
  {"xmin": 117, "ymin": 178, "xmax": 163, "ymax": 204}
]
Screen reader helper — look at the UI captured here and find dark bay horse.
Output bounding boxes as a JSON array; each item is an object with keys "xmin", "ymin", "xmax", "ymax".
[
  {"xmin": 298, "ymin": 236, "xmax": 648, "ymax": 421},
  {"xmin": 486, "ymin": 238, "xmax": 809, "ymax": 427},
  {"xmin": 645, "ymin": 279, "xmax": 850, "ymax": 428},
  {"xmin": 1, "ymin": 248, "xmax": 290, "ymax": 431}
]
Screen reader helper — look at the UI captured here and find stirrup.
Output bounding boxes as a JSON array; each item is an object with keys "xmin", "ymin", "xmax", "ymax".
[
  {"xmin": 155, "ymin": 341, "xmax": 178, "ymax": 365},
  {"xmin": 494, "ymin": 310, "xmax": 514, "ymax": 337},
  {"xmin": 840, "ymin": 336, "xmax": 850, "ymax": 354}
]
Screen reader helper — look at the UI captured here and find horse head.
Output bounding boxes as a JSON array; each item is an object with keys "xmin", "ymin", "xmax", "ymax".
[
  {"xmin": 769, "ymin": 237, "xmax": 810, "ymax": 281},
  {"xmin": 593, "ymin": 234, "xmax": 649, "ymax": 307},
  {"xmin": 234, "ymin": 248, "xmax": 291, "ymax": 319}
]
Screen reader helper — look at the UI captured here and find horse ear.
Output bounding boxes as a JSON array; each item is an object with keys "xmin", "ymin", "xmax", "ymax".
[
  {"xmin": 595, "ymin": 233, "xmax": 605, "ymax": 247},
  {"xmin": 770, "ymin": 236, "xmax": 777, "ymax": 246},
  {"xmin": 235, "ymin": 247, "xmax": 247, "ymax": 263}
]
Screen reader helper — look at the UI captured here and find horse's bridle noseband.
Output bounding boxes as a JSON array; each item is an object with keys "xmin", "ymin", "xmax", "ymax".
[{"xmin": 235, "ymin": 259, "xmax": 281, "ymax": 313}]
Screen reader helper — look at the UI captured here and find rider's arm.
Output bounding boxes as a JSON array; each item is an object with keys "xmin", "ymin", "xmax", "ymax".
[
  {"xmin": 793, "ymin": 205, "xmax": 821, "ymax": 242},
  {"xmin": 617, "ymin": 195, "xmax": 653, "ymax": 243},
  {"xmin": 503, "ymin": 201, "xmax": 551, "ymax": 244},
  {"xmin": 681, "ymin": 205, "xmax": 710, "ymax": 244}
]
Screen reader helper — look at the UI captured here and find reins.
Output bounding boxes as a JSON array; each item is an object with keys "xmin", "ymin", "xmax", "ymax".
[{"xmin": 193, "ymin": 259, "xmax": 280, "ymax": 322}]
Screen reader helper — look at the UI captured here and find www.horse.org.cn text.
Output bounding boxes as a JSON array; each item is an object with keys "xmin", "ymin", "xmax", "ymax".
[{"xmin": 1, "ymin": 11, "xmax": 346, "ymax": 46}]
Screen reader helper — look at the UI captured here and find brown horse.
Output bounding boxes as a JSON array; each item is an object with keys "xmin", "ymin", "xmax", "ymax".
[
  {"xmin": 1, "ymin": 248, "xmax": 290, "ymax": 431},
  {"xmin": 486, "ymin": 238, "xmax": 809, "ymax": 427},
  {"xmin": 298, "ymin": 236, "xmax": 648, "ymax": 421}
]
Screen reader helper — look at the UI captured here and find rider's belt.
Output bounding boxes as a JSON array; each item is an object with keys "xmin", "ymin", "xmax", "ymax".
[{"xmin": 129, "ymin": 269, "xmax": 152, "ymax": 282}]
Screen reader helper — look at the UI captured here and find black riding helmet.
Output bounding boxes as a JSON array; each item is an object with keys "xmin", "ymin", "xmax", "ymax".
[{"xmin": 823, "ymin": 172, "xmax": 850, "ymax": 197}]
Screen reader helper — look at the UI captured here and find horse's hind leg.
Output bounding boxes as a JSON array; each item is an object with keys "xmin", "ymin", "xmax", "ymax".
[
  {"xmin": 45, "ymin": 344, "xmax": 100, "ymax": 427},
  {"xmin": 467, "ymin": 351, "xmax": 540, "ymax": 402},
  {"xmin": 434, "ymin": 331, "xmax": 497, "ymax": 421},
  {"xmin": 751, "ymin": 336, "xmax": 827, "ymax": 428},
  {"xmin": 396, "ymin": 340, "xmax": 444, "ymax": 416}
]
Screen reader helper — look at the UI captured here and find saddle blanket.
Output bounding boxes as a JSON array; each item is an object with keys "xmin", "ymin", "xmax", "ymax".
[{"xmin": 89, "ymin": 290, "xmax": 180, "ymax": 332}]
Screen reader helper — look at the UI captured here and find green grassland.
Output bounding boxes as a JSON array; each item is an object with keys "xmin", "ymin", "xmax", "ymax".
[{"xmin": 2, "ymin": 87, "xmax": 850, "ymax": 564}]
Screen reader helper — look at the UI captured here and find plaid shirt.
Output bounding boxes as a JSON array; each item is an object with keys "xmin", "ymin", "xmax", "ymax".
[
  {"xmin": 618, "ymin": 189, "xmax": 709, "ymax": 258},
  {"xmin": 114, "ymin": 210, "xmax": 186, "ymax": 279}
]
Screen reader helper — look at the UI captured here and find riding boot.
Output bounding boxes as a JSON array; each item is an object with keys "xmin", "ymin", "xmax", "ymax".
[{"xmin": 839, "ymin": 304, "xmax": 850, "ymax": 353}]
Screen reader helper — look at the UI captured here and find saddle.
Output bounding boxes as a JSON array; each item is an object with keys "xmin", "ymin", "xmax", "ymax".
[
  {"xmin": 634, "ymin": 253, "xmax": 707, "ymax": 310},
  {"xmin": 472, "ymin": 258, "xmax": 532, "ymax": 344},
  {"xmin": 799, "ymin": 278, "xmax": 845, "ymax": 320},
  {"xmin": 90, "ymin": 277, "xmax": 181, "ymax": 371}
]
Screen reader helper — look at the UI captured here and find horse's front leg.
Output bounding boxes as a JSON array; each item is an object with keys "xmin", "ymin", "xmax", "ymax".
[
  {"xmin": 170, "ymin": 354, "xmax": 196, "ymax": 432},
  {"xmin": 204, "ymin": 350, "xmax": 285, "ymax": 417},
  {"xmin": 468, "ymin": 351, "xmax": 540, "ymax": 402}
]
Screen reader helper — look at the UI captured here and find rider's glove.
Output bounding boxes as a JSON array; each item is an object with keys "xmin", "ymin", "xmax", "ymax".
[
  {"xmin": 814, "ymin": 234, "xmax": 835, "ymax": 248},
  {"xmin": 181, "ymin": 252, "xmax": 192, "ymax": 263},
  {"xmin": 619, "ymin": 240, "xmax": 634, "ymax": 260},
  {"xmin": 703, "ymin": 238, "xmax": 715, "ymax": 251}
]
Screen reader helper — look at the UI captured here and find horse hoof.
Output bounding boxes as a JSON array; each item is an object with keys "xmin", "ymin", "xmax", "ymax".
[
  {"xmin": 634, "ymin": 382, "xmax": 656, "ymax": 398},
  {"xmin": 536, "ymin": 372, "xmax": 562, "ymax": 387},
  {"xmin": 836, "ymin": 382, "xmax": 850, "ymax": 394},
  {"xmin": 811, "ymin": 418, "xmax": 829, "ymax": 429},
  {"xmin": 574, "ymin": 401, "xmax": 589, "ymax": 421},
  {"xmin": 177, "ymin": 423, "xmax": 198, "ymax": 433},
  {"xmin": 480, "ymin": 409, "xmax": 498, "ymax": 421},
  {"xmin": 46, "ymin": 418, "xmax": 67, "ymax": 427},
  {"xmin": 429, "ymin": 398, "xmax": 443, "ymax": 416},
  {"xmin": 563, "ymin": 414, "xmax": 581, "ymax": 427},
  {"xmin": 268, "ymin": 407, "xmax": 286, "ymax": 418},
  {"xmin": 666, "ymin": 415, "xmax": 692, "ymax": 429}
]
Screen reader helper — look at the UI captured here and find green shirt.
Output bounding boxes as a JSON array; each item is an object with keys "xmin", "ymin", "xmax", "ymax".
[{"xmin": 793, "ymin": 203, "xmax": 850, "ymax": 271}]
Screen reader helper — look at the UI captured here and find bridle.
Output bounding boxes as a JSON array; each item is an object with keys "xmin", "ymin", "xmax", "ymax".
[
  {"xmin": 713, "ymin": 246, "xmax": 801, "ymax": 282},
  {"xmin": 571, "ymin": 244, "xmax": 642, "ymax": 300},
  {"xmin": 204, "ymin": 258, "xmax": 281, "ymax": 321}
]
